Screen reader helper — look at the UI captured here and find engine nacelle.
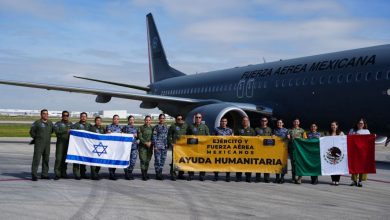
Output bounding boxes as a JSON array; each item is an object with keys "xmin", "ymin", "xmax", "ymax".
[
  {"xmin": 185, "ymin": 103, "xmax": 248, "ymax": 134},
  {"xmin": 95, "ymin": 94, "xmax": 111, "ymax": 103}
]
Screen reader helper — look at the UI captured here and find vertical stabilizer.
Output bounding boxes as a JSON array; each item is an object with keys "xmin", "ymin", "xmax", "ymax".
[{"xmin": 147, "ymin": 13, "xmax": 185, "ymax": 83}]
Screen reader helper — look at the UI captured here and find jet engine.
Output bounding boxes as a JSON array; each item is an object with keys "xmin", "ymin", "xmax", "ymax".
[{"xmin": 185, "ymin": 103, "xmax": 248, "ymax": 133}]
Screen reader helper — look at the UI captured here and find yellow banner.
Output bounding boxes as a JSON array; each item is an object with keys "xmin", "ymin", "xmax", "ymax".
[{"xmin": 173, "ymin": 135, "xmax": 288, "ymax": 173}]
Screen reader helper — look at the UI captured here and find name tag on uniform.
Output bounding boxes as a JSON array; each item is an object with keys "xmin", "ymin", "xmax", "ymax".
[
  {"xmin": 187, "ymin": 138, "xmax": 198, "ymax": 145},
  {"xmin": 263, "ymin": 139, "xmax": 275, "ymax": 146}
]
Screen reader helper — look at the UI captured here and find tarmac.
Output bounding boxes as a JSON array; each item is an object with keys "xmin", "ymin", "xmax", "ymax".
[{"xmin": 0, "ymin": 138, "xmax": 389, "ymax": 220}]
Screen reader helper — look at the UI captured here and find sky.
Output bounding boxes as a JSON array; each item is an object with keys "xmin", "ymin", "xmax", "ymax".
[{"xmin": 0, "ymin": 0, "xmax": 389, "ymax": 114}]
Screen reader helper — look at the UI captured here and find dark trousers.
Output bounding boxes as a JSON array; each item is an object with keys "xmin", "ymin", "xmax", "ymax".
[
  {"xmin": 32, "ymin": 142, "xmax": 50, "ymax": 178},
  {"xmin": 331, "ymin": 175, "xmax": 340, "ymax": 182},
  {"xmin": 54, "ymin": 140, "xmax": 68, "ymax": 177},
  {"xmin": 73, "ymin": 164, "xmax": 86, "ymax": 178},
  {"xmin": 289, "ymin": 149, "xmax": 296, "ymax": 180}
]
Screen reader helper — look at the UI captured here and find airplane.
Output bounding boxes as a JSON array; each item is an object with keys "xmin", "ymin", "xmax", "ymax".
[{"xmin": 0, "ymin": 13, "xmax": 389, "ymax": 144}]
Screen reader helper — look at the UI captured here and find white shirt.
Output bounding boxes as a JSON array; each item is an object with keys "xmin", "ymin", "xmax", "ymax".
[{"xmin": 349, "ymin": 129, "xmax": 370, "ymax": 135}]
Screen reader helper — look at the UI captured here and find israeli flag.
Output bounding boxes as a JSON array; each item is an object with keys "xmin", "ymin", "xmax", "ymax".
[{"xmin": 66, "ymin": 130, "xmax": 134, "ymax": 168}]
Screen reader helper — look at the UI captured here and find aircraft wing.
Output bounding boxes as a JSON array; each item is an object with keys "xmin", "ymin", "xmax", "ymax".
[{"xmin": 0, "ymin": 79, "xmax": 214, "ymax": 105}]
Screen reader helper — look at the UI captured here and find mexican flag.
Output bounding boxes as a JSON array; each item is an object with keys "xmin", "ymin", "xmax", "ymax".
[{"xmin": 293, "ymin": 135, "xmax": 376, "ymax": 176}]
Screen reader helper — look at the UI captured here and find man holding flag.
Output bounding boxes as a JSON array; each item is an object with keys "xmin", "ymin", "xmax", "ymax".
[{"xmin": 71, "ymin": 112, "xmax": 92, "ymax": 180}]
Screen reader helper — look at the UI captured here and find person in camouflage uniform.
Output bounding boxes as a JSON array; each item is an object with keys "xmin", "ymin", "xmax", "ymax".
[
  {"xmin": 89, "ymin": 116, "xmax": 106, "ymax": 180},
  {"xmin": 214, "ymin": 117, "xmax": 233, "ymax": 182},
  {"xmin": 152, "ymin": 114, "xmax": 169, "ymax": 180},
  {"xmin": 287, "ymin": 118, "xmax": 307, "ymax": 184},
  {"xmin": 272, "ymin": 119, "xmax": 289, "ymax": 184},
  {"xmin": 168, "ymin": 114, "xmax": 188, "ymax": 181},
  {"xmin": 138, "ymin": 115, "xmax": 153, "ymax": 181},
  {"xmin": 53, "ymin": 111, "xmax": 72, "ymax": 180},
  {"xmin": 71, "ymin": 112, "xmax": 92, "ymax": 180},
  {"xmin": 235, "ymin": 116, "xmax": 256, "ymax": 182},
  {"xmin": 106, "ymin": 114, "xmax": 123, "ymax": 180},
  {"xmin": 30, "ymin": 109, "xmax": 54, "ymax": 181},
  {"xmin": 122, "ymin": 115, "xmax": 138, "ymax": 180},
  {"xmin": 186, "ymin": 113, "xmax": 210, "ymax": 181},
  {"xmin": 306, "ymin": 123, "xmax": 321, "ymax": 185}
]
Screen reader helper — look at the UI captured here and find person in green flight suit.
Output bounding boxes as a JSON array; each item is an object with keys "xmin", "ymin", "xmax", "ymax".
[
  {"xmin": 235, "ymin": 116, "xmax": 256, "ymax": 182},
  {"xmin": 168, "ymin": 114, "xmax": 189, "ymax": 181},
  {"xmin": 88, "ymin": 116, "xmax": 106, "ymax": 180},
  {"xmin": 287, "ymin": 118, "xmax": 307, "ymax": 184},
  {"xmin": 30, "ymin": 109, "xmax": 54, "ymax": 181},
  {"xmin": 254, "ymin": 117, "xmax": 273, "ymax": 183},
  {"xmin": 138, "ymin": 115, "xmax": 153, "ymax": 181},
  {"xmin": 53, "ymin": 110, "xmax": 72, "ymax": 180},
  {"xmin": 186, "ymin": 113, "xmax": 210, "ymax": 181},
  {"xmin": 71, "ymin": 112, "xmax": 92, "ymax": 180}
]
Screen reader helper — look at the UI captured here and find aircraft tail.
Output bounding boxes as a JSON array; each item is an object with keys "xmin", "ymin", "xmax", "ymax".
[{"xmin": 147, "ymin": 13, "xmax": 185, "ymax": 83}]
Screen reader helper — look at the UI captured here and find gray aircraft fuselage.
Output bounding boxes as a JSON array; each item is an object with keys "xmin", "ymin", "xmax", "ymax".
[{"xmin": 151, "ymin": 44, "xmax": 390, "ymax": 133}]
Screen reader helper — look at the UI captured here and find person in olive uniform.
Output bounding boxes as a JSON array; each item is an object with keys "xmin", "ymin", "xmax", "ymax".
[
  {"xmin": 71, "ymin": 112, "xmax": 92, "ymax": 180},
  {"xmin": 106, "ymin": 114, "xmax": 123, "ymax": 180},
  {"xmin": 167, "ymin": 114, "xmax": 189, "ymax": 180},
  {"xmin": 30, "ymin": 109, "xmax": 54, "ymax": 181},
  {"xmin": 186, "ymin": 113, "xmax": 210, "ymax": 181},
  {"xmin": 287, "ymin": 118, "xmax": 307, "ymax": 184},
  {"xmin": 138, "ymin": 115, "xmax": 153, "ymax": 181},
  {"xmin": 254, "ymin": 117, "xmax": 273, "ymax": 183},
  {"xmin": 306, "ymin": 123, "xmax": 321, "ymax": 185},
  {"xmin": 235, "ymin": 116, "xmax": 256, "ymax": 182},
  {"xmin": 53, "ymin": 111, "xmax": 72, "ymax": 180},
  {"xmin": 89, "ymin": 116, "xmax": 106, "ymax": 180},
  {"xmin": 214, "ymin": 117, "xmax": 233, "ymax": 182}
]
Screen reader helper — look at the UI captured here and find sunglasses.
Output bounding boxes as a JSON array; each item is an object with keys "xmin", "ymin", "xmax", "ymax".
[
  {"xmin": 63, "ymin": 115, "xmax": 69, "ymax": 117},
  {"xmin": 195, "ymin": 116, "xmax": 202, "ymax": 118},
  {"xmin": 176, "ymin": 118, "xmax": 183, "ymax": 120}
]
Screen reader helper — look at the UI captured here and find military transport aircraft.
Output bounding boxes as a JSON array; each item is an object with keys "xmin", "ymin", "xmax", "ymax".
[{"xmin": 0, "ymin": 13, "xmax": 389, "ymax": 143}]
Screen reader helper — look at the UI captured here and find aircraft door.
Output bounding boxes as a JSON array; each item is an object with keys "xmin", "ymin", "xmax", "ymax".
[
  {"xmin": 237, "ymin": 79, "xmax": 245, "ymax": 98},
  {"xmin": 245, "ymin": 78, "xmax": 255, "ymax": 98}
]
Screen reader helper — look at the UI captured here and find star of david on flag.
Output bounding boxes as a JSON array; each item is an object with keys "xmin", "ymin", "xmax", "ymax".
[{"xmin": 92, "ymin": 142, "xmax": 108, "ymax": 156}]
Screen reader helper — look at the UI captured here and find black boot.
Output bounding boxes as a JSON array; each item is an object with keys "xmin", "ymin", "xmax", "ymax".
[
  {"xmin": 199, "ymin": 172, "xmax": 205, "ymax": 181},
  {"xmin": 235, "ymin": 172, "xmax": 242, "ymax": 182},
  {"xmin": 178, "ymin": 171, "xmax": 185, "ymax": 180},
  {"xmin": 245, "ymin": 173, "xmax": 251, "ymax": 183},
  {"xmin": 280, "ymin": 174, "xmax": 285, "ymax": 184},
  {"xmin": 255, "ymin": 173, "xmax": 261, "ymax": 183},
  {"xmin": 142, "ymin": 170, "xmax": 147, "ymax": 181},
  {"xmin": 124, "ymin": 169, "xmax": 130, "ymax": 180},
  {"xmin": 213, "ymin": 172, "xmax": 218, "ymax": 181},
  {"xmin": 264, "ymin": 173, "xmax": 270, "ymax": 183},
  {"xmin": 109, "ymin": 171, "xmax": 117, "ymax": 180},
  {"xmin": 156, "ymin": 171, "xmax": 163, "ymax": 180},
  {"xmin": 225, "ymin": 172, "xmax": 231, "ymax": 182},
  {"xmin": 274, "ymin": 174, "xmax": 280, "ymax": 183},
  {"xmin": 187, "ymin": 172, "xmax": 194, "ymax": 181}
]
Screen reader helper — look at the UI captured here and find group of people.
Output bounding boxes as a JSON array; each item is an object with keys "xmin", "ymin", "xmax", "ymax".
[{"xmin": 30, "ymin": 109, "xmax": 371, "ymax": 187}]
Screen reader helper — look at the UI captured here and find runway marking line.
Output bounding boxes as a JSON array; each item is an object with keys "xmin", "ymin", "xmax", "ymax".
[{"xmin": 0, "ymin": 178, "xmax": 30, "ymax": 182}]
